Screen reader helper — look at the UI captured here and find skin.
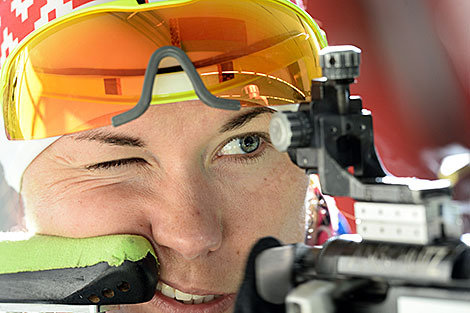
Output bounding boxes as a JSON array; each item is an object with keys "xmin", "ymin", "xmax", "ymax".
[{"xmin": 21, "ymin": 100, "xmax": 309, "ymax": 313}]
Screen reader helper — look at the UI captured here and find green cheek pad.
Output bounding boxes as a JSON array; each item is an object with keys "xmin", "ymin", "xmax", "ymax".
[
  {"xmin": 0, "ymin": 234, "xmax": 157, "ymax": 274},
  {"xmin": 0, "ymin": 234, "xmax": 159, "ymax": 305}
]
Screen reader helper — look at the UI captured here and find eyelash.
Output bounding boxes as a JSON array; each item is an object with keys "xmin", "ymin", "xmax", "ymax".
[{"xmin": 86, "ymin": 158, "xmax": 148, "ymax": 171}]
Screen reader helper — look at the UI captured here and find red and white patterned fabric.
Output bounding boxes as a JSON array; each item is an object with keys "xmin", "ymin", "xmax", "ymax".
[
  {"xmin": 0, "ymin": 0, "xmax": 103, "ymax": 67},
  {"xmin": 0, "ymin": 0, "xmax": 306, "ymax": 68}
]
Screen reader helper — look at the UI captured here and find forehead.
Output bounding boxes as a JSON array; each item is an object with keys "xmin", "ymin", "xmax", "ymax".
[
  {"xmin": 56, "ymin": 100, "xmax": 273, "ymax": 147},
  {"xmin": 111, "ymin": 100, "xmax": 272, "ymax": 135},
  {"xmin": 129, "ymin": 100, "xmax": 236, "ymax": 130},
  {"xmin": 39, "ymin": 101, "xmax": 274, "ymax": 168}
]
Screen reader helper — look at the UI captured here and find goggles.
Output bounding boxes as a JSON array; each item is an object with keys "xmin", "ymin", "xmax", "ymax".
[{"xmin": 1, "ymin": 0, "xmax": 326, "ymax": 140}]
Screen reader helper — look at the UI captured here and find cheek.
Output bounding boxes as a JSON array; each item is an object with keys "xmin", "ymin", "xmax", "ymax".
[
  {"xmin": 24, "ymin": 183, "xmax": 150, "ymax": 237},
  {"xmin": 216, "ymin": 155, "xmax": 308, "ymax": 244},
  {"xmin": 24, "ymin": 153, "xmax": 308, "ymax": 245}
]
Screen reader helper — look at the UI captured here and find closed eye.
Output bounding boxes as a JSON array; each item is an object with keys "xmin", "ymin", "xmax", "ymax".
[{"xmin": 86, "ymin": 157, "xmax": 149, "ymax": 171}]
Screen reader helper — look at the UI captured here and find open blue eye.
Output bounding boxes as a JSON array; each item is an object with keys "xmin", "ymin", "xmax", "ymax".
[
  {"xmin": 219, "ymin": 135, "xmax": 261, "ymax": 156},
  {"xmin": 240, "ymin": 135, "xmax": 261, "ymax": 153}
]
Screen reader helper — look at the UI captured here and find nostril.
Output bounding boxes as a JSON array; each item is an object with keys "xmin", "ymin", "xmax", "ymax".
[
  {"xmin": 208, "ymin": 234, "xmax": 222, "ymax": 253},
  {"xmin": 176, "ymin": 233, "xmax": 222, "ymax": 260},
  {"xmin": 182, "ymin": 244, "xmax": 211, "ymax": 260}
]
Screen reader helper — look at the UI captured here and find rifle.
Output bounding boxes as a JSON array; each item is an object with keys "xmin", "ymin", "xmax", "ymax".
[{"xmin": 250, "ymin": 45, "xmax": 470, "ymax": 313}]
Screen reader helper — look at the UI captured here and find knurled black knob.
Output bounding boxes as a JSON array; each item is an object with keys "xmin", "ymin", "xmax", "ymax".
[
  {"xmin": 269, "ymin": 111, "xmax": 312, "ymax": 152},
  {"xmin": 320, "ymin": 45, "xmax": 361, "ymax": 80}
]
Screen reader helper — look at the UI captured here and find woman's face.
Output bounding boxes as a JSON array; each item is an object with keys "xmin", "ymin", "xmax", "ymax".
[{"xmin": 21, "ymin": 100, "xmax": 308, "ymax": 313}]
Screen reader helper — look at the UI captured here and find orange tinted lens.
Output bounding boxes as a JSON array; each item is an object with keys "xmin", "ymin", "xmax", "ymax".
[{"xmin": 3, "ymin": 0, "xmax": 322, "ymax": 140}]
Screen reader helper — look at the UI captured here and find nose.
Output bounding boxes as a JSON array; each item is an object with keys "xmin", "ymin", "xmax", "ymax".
[{"xmin": 147, "ymin": 170, "xmax": 223, "ymax": 260}]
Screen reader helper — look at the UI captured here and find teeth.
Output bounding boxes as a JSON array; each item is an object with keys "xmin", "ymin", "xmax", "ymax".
[
  {"xmin": 203, "ymin": 295, "xmax": 214, "ymax": 303},
  {"xmin": 161, "ymin": 283, "xmax": 175, "ymax": 298},
  {"xmin": 193, "ymin": 295, "xmax": 204, "ymax": 304},
  {"xmin": 175, "ymin": 289, "xmax": 192, "ymax": 301},
  {"xmin": 157, "ymin": 281, "xmax": 219, "ymax": 304}
]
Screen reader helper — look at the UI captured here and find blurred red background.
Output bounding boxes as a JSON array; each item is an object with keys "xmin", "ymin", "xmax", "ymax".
[{"xmin": 305, "ymin": 0, "xmax": 470, "ymax": 232}]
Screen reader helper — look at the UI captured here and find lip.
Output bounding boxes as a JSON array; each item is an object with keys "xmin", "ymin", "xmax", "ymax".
[
  {"xmin": 142, "ymin": 239, "xmax": 236, "ymax": 312},
  {"xmin": 148, "ymin": 290, "xmax": 237, "ymax": 313}
]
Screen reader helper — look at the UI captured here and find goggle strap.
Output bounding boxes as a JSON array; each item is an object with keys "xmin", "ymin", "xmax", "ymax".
[{"xmin": 111, "ymin": 46, "xmax": 241, "ymax": 127}]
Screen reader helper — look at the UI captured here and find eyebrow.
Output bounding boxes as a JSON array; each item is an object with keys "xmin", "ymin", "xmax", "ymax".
[
  {"xmin": 74, "ymin": 130, "xmax": 146, "ymax": 148},
  {"xmin": 73, "ymin": 107, "xmax": 273, "ymax": 147},
  {"xmin": 219, "ymin": 107, "xmax": 274, "ymax": 133}
]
